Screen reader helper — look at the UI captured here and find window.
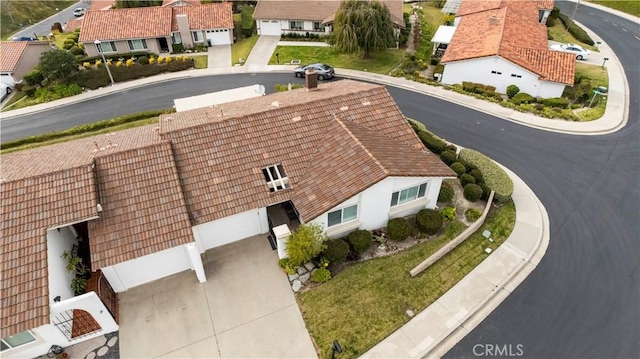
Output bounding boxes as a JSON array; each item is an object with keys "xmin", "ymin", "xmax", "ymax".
[
  {"xmin": 290, "ymin": 20, "xmax": 303, "ymax": 30},
  {"xmin": 491, "ymin": 70, "xmax": 502, "ymax": 75},
  {"xmin": 390, "ymin": 183, "xmax": 428, "ymax": 207},
  {"xmin": 172, "ymin": 32, "xmax": 182, "ymax": 44},
  {"xmin": 96, "ymin": 41, "xmax": 116, "ymax": 53},
  {"xmin": 127, "ymin": 39, "xmax": 147, "ymax": 51},
  {"xmin": 1, "ymin": 331, "xmax": 36, "ymax": 351},
  {"xmin": 192, "ymin": 31, "xmax": 202, "ymax": 42},
  {"xmin": 313, "ymin": 22, "xmax": 324, "ymax": 32},
  {"xmin": 262, "ymin": 164, "xmax": 290, "ymax": 192},
  {"xmin": 327, "ymin": 204, "xmax": 358, "ymax": 227},
  {"xmin": 510, "ymin": 74, "xmax": 522, "ymax": 78}
]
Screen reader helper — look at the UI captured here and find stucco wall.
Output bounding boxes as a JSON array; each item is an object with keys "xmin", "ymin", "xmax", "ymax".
[
  {"xmin": 192, "ymin": 207, "xmax": 269, "ymax": 251},
  {"xmin": 46, "ymin": 227, "xmax": 77, "ymax": 307},
  {"xmin": 84, "ymin": 38, "xmax": 165, "ymax": 57},
  {"xmin": 12, "ymin": 42, "xmax": 51, "ymax": 81}
]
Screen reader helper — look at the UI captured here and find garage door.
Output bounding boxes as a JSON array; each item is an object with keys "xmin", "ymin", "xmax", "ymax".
[
  {"xmin": 205, "ymin": 29, "xmax": 231, "ymax": 45},
  {"xmin": 259, "ymin": 20, "xmax": 281, "ymax": 36}
]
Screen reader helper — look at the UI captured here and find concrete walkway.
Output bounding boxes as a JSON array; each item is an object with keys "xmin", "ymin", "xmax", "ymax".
[
  {"xmin": 244, "ymin": 35, "xmax": 280, "ymax": 71},
  {"xmin": 207, "ymin": 45, "xmax": 232, "ymax": 68}
]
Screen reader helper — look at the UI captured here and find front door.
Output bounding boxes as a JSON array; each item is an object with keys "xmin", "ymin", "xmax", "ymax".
[{"xmin": 158, "ymin": 37, "xmax": 169, "ymax": 53}]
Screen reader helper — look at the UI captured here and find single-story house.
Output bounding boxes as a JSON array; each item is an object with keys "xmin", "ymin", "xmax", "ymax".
[
  {"xmin": 78, "ymin": 2, "xmax": 233, "ymax": 57},
  {"xmin": 440, "ymin": 0, "xmax": 574, "ymax": 98},
  {"xmin": 444, "ymin": 0, "xmax": 554, "ymax": 25},
  {"xmin": 0, "ymin": 41, "xmax": 52, "ymax": 86},
  {"xmin": 162, "ymin": 0, "xmax": 201, "ymax": 7},
  {"xmin": 0, "ymin": 78, "xmax": 454, "ymax": 358},
  {"xmin": 253, "ymin": 0, "xmax": 405, "ymax": 36}
]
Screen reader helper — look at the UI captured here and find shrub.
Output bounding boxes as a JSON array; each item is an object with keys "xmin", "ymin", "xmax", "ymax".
[
  {"xmin": 485, "ymin": 85, "xmax": 496, "ymax": 94},
  {"xmin": 480, "ymin": 183, "xmax": 492, "ymax": 200},
  {"xmin": 506, "ymin": 84, "xmax": 520, "ymax": 98},
  {"xmin": 445, "ymin": 144, "xmax": 458, "ymax": 153},
  {"xmin": 464, "ymin": 183, "xmax": 483, "ymax": 202},
  {"xmin": 278, "ymin": 258, "xmax": 296, "ymax": 275},
  {"xmin": 469, "ymin": 168, "xmax": 484, "ymax": 184},
  {"xmin": 416, "ymin": 209, "xmax": 443, "ymax": 235},
  {"xmin": 450, "ymin": 162, "xmax": 467, "ymax": 177},
  {"xmin": 387, "ymin": 218, "xmax": 412, "ymax": 241},
  {"xmin": 416, "ymin": 128, "xmax": 447, "ymax": 154},
  {"xmin": 438, "ymin": 181, "xmax": 454, "ymax": 202},
  {"xmin": 460, "ymin": 173, "xmax": 476, "ymax": 187},
  {"xmin": 441, "ymin": 207, "xmax": 456, "ymax": 220},
  {"xmin": 285, "ymin": 223, "xmax": 328, "ymax": 266},
  {"xmin": 149, "ymin": 57, "xmax": 157, "ymax": 65},
  {"xmin": 440, "ymin": 150, "xmax": 457, "ymax": 165},
  {"xmin": 63, "ymin": 38, "xmax": 76, "ymax": 50},
  {"xmin": 460, "ymin": 148, "xmax": 513, "ymax": 202},
  {"xmin": 138, "ymin": 56, "xmax": 149, "ymax": 65},
  {"xmin": 311, "ymin": 268, "xmax": 331, "ymax": 283},
  {"xmin": 322, "ymin": 238, "xmax": 349, "ymax": 265},
  {"xmin": 172, "ymin": 43, "xmax": 184, "ymax": 53},
  {"xmin": 82, "ymin": 62, "xmax": 91, "ymax": 69},
  {"xmin": 95, "ymin": 60, "xmax": 102, "ymax": 68},
  {"xmin": 125, "ymin": 59, "xmax": 135, "ymax": 67},
  {"xmin": 512, "ymin": 92, "xmax": 534, "ymax": 104},
  {"xmin": 558, "ymin": 13, "xmax": 594, "ymax": 45},
  {"xmin": 275, "ymin": 83, "xmax": 304, "ymax": 92},
  {"xmin": 166, "ymin": 56, "xmax": 173, "ymax": 63},
  {"xmin": 542, "ymin": 97, "xmax": 569, "ymax": 108},
  {"xmin": 473, "ymin": 83, "xmax": 486, "ymax": 94},
  {"xmin": 465, "ymin": 208, "xmax": 482, "ymax": 222},
  {"xmin": 157, "ymin": 57, "xmax": 165, "ymax": 64},
  {"xmin": 346, "ymin": 229, "xmax": 373, "ymax": 253},
  {"xmin": 68, "ymin": 59, "xmax": 193, "ymax": 89},
  {"xmin": 69, "ymin": 46, "xmax": 84, "ymax": 56},
  {"xmin": 462, "ymin": 81, "xmax": 474, "ymax": 92},
  {"xmin": 241, "ymin": 6, "xmax": 255, "ymax": 37},
  {"xmin": 23, "ymin": 68, "xmax": 44, "ymax": 86},
  {"xmin": 116, "ymin": 61, "xmax": 123, "ymax": 67}
]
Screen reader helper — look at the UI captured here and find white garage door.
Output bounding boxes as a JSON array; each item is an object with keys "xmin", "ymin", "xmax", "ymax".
[
  {"xmin": 259, "ymin": 20, "xmax": 281, "ymax": 36},
  {"xmin": 205, "ymin": 28, "xmax": 231, "ymax": 45}
]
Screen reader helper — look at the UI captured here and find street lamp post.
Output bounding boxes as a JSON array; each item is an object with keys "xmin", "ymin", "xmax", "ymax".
[
  {"xmin": 94, "ymin": 40, "xmax": 115, "ymax": 86},
  {"xmin": 601, "ymin": 57, "xmax": 609, "ymax": 69}
]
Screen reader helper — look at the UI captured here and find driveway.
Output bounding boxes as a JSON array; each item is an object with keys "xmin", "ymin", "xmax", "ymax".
[
  {"xmin": 244, "ymin": 35, "xmax": 280, "ymax": 70},
  {"xmin": 208, "ymin": 45, "xmax": 232, "ymax": 68},
  {"xmin": 118, "ymin": 235, "xmax": 316, "ymax": 358}
]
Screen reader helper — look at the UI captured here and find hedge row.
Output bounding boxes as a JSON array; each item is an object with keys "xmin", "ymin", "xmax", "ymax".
[
  {"xmin": 459, "ymin": 148, "xmax": 513, "ymax": 203},
  {"xmin": 67, "ymin": 60, "xmax": 193, "ymax": 89},
  {"xmin": 1, "ymin": 109, "xmax": 173, "ymax": 151},
  {"xmin": 558, "ymin": 13, "xmax": 595, "ymax": 46}
]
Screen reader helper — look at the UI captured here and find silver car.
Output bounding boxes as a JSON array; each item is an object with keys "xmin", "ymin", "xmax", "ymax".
[{"xmin": 293, "ymin": 63, "xmax": 335, "ymax": 80}]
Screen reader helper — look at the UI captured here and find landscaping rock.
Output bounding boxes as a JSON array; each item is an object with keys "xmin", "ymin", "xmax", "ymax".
[
  {"xmin": 299, "ymin": 273, "xmax": 310, "ymax": 283},
  {"xmin": 304, "ymin": 262, "xmax": 315, "ymax": 271},
  {"xmin": 288, "ymin": 273, "xmax": 299, "ymax": 281},
  {"xmin": 292, "ymin": 280, "xmax": 302, "ymax": 292},
  {"xmin": 406, "ymin": 309, "xmax": 415, "ymax": 318},
  {"xmin": 297, "ymin": 266, "xmax": 307, "ymax": 275}
]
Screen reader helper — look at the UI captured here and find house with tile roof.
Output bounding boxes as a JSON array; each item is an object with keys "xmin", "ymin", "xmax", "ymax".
[
  {"xmin": 253, "ymin": 0, "xmax": 404, "ymax": 36},
  {"xmin": 162, "ymin": 0, "xmax": 201, "ymax": 7},
  {"xmin": 0, "ymin": 41, "xmax": 52, "ymax": 86},
  {"xmin": 439, "ymin": 0, "xmax": 575, "ymax": 98},
  {"xmin": 78, "ymin": 2, "xmax": 233, "ymax": 58}
]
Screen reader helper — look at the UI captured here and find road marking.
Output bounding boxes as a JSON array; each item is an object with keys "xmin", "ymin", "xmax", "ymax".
[
  {"xmin": 603, "ymin": 18, "xmax": 609, "ymax": 22},
  {"xmin": 635, "ymin": 35, "xmax": 640, "ymax": 41},
  {"xmin": 612, "ymin": 23, "xmax": 618, "ymax": 27},
  {"xmin": 622, "ymin": 28, "xmax": 627, "ymax": 32}
]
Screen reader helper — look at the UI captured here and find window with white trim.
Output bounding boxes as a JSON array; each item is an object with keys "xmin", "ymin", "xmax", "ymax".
[
  {"xmin": 390, "ymin": 183, "xmax": 428, "ymax": 207},
  {"xmin": 96, "ymin": 41, "xmax": 116, "ymax": 53},
  {"xmin": 1, "ymin": 331, "xmax": 36, "ymax": 351},
  {"xmin": 327, "ymin": 204, "xmax": 358, "ymax": 227},
  {"xmin": 171, "ymin": 32, "xmax": 182, "ymax": 44},
  {"xmin": 127, "ymin": 39, "xmax": 148, "ymax": 51},
  {"xmin": 192, "ymin": 31, "xmax": 202, "ymax": 42},
  {"xmin": 290, "ymin": 20, "xmax": 303, "ymax": 30},
  {"xmin": 313, "ymin": 22, "xmax": 324, "ymax": 32},
  {"xmin": 262, "ymin": 164, "xmax": 290, "ymax": 192}
]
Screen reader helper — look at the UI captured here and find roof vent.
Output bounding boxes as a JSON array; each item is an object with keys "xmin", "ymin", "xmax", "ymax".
[
  {"xmin": 340, "ymin": 106, "xmax": 349, "ymax": 111},
  {"xmin": 271, "ymin": 101, "xmax": 280, "ymax": 107},
  {"xmin": 361, "ymin": 100, "xmax": 371, "ymax": 106},
  {"xmin": 292, "ymin": 116, "xmax": 302, "ymax": 122},
  {"xmin": 489, "ymin": 16, "xmax": 499, "ymax": 25}
]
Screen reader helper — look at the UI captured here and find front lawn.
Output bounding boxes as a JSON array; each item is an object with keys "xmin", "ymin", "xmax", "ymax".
[
  {"xmin": 298, "ymin": 202, "xmax": 516, "ymax": 358},
  {"xmin": 590, "ymin": 0, "xmax": 640, "ymax": 17},
  {"xmin": 268, "ymin": 46, "xmax": 405, "ymax": 75},
  {"xmin": 575, "ymin": 62, "xmax": 608, "ymax": 88},
  {"xmin": 192, "ymin": 55, "xmax": 208, "ymax": 69},
  {"xmin": 231, "ymin": 34, "xmax": 259, "ymax": 65},
  {"xmin": 547, "ymin": 22, "xmax": 598, "ymax": 51}
]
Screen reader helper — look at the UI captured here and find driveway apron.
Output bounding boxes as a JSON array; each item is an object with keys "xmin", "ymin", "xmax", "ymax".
[
  {"xmin": 118, "ymin": 235, "xmax": 316, "ymax": 358},
  {"xmin": 207, "ymin": 45, "xmax": 232, "ymax": 68},
  {"xmin": 244, "ymin": 35, "xmax": 280, "ymax": 70}
]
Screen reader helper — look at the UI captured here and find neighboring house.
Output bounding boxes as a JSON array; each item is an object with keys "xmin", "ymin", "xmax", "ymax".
[
  {"xmin": 63, "ymin": 18, "xmax": 83, "ymax": 32},
  {"xmin": 440, "ymin": 0, "xmax": 574, "ymax": 98},
  {"xmin": 162, "ymin": 0, "xmax": 201, "ymax": 6},
  {"xmin": 78, "ymin": 2, "xmax": 233, "ymax": 57},
  {"xmin": 253, "ymin": 0, "xmax": 404, "ymax": 36},
  {"xmin": 0, "ymin": 41, "xmax": 52, "ymax": 86},
  {"xmin": 0, "ymin": 79, "xmax": 454, "ymax": 358},
  {"xmin": 444, "ymin": 0, "xmax": 554, "ymax": 25}
]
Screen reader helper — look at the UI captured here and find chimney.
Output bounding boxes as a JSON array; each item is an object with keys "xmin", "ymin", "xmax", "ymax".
[{"xmin": 305, "ymin": 70, "xmax": 318, "ymax": 91}]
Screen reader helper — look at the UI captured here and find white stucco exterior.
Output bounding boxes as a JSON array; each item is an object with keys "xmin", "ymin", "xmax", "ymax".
[
  {"xmin": 256, "ymin": 19, "xmax": 330, "ymax": 36},
  {"xmin": 46, "ymin": 228, "xmax": 78, "ymax": 306},
  {"xmin": 441, "ymin": 56, "xmax": 566, "ymax": 98},
  {"xmin": 192, "ymin": 207, "xmax": 269, "ymax": 251}
]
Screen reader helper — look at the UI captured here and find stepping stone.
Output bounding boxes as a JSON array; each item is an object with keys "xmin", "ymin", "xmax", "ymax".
[
  {"xmin": 288, "ymin": 273, "xmax": 299, "ymax": 281},
  {"xmin": 107, "ymin": 336, "xmax": 118, "ymax": 347},
  {"xmin": 304, "ymin": 262, "xmax": 315, "ymax": 271},
  {"xmin": 488, "ymin": 238, "xmax": 494, "ymax": 242},
  {"xmin": 299, "ymin": 273, "xmax": 310, "ymax": 283},
  {"xmin": 297, "ymin": 266, "xmax": 307, "ymax": 275},
  {"xmin": 292, "ymin": 280, "xmax": 302, "ymax": 292},
  {"xmin": 484, "ymin": 248, "xmax": 492, "ymax": 254},
  {"xmin": 482, "ymin": 230, "xmax": 491, "ymax": 238}
]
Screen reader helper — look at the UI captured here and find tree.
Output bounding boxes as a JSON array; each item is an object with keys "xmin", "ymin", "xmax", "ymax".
[
  {"xmin": 331, "ymin": 0, "xmax": 396, "ymax": 58},
  {"xmin": 38, "ymin": 50, "xmax": 78, "ymax": 81}
]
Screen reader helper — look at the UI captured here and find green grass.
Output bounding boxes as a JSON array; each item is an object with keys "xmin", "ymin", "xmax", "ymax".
[
  {"xmin": 547, "ymin": 22, "xmax": 598, "ymax": 51},
  {"xmin": 419, "ymin": 2, "xmax": 446, "ymax": 38},
  {"xmin": 268, "ymin": 46, "xmax": 405, "ymax": 75},
  {"xmin": 231, "ymin": 34, "xmax": 259, "ymax": 65},
  {"xmin": 192, "ymin": 55, "xmax": 208, "ymax": 69},
  {"xmin": 51, "ymin": 30, "xmax": 77, "ymax": 50},
  {"xmin": 1, "ymin": 0, "xmax": 76, "ymax": 39},
  {"xmin": 577, "ymin": 96, "xmax": 607, "ymax": 121},
  {"xmin": 298, "ymin": 202, "xmax": 516, "ymax": 358},
  {"xmin": 589, "ymin": 0, "xmax": 640, "ymax": 17},
  {"xmin": 575, "ymin": 62, "xmax": 608, "ymax": 88},
  {"xmin": 1, "ymin": 91, "xmax": 27, "ymax": 110}
]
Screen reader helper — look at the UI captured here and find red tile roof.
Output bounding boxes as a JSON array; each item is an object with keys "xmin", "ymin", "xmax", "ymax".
[
  {"xmin": 0, "ymin": 41, "xmax": 28, "ymax": 72},
  {"xmin": 171, "ymin": 2, "xmax": 233, "ymax": 31},
  {"xmin": 162, "ymin": 0, "xmax": 202, "ymax": 6},
  {"xmin": 457, "ymin": 0, "xmax": 554, "ymax": 16},
  {"xmin": 64, "ymin": 18, "xmax": 84, "ymax": 32}
]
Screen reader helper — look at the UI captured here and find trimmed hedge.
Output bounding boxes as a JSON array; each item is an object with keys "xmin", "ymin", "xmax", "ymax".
[
  {"xmin": 416, "ymin": 208, "xmax": 443, "ymax": 235},
  {"xmin": 68, "ymin": 60, "xmax": 193, "ymax": 89},
  {"xmin": 346, "ymin": 229, "xmax": 373, "ymax": 253},
  {"xmin": 463, "ymin": 183, "xmax": 483, "ymax": 202},
  {"xmin": 322, "ymin": 238, "xmax": 349, "ymax": 265},
  {"xmin": 465, "ymin": 208, "xmax": 482, "ymax": 222},
  {"xmin": 450, "ymin": 162, "xmax": 466, "ymax": 177},
  {"xmin": 78, "ymin": 51, "xmax": 155, "ymax": 65},
  {"xmin": 542, "ymin": 97, "xmax": 570, "ymax": 108},
  {"xmin": 440, "ymin": 150, "xmax": 457, "ymax": 165},
  {"xmin": 386, "ymin": 218, "xmax": 412, "ymax": 241},
  {"xmin": 506, "ymin": 84, "xmax": 520, "ymax": 98},
  {"xmin": 469, "ymin": 168, "xmax": 484, "ymax": 184},
  {"xmin": 438, "ymin": 181, "xmax": 454, "ymax": 202},
  {"xmin": 459, "ymin": 148, "xmax": 513, "ymax": 203},
  {"xmin": 460, "ymin": 173, "xmax": 476, "ymax": 187},
  {"xmin": 512, "ymin": 92, "xmax": 534, "ymax": 104},
  {"xmin": 416, "ymin": 129, "xmax": 447, "ymax": 154},
  {"xmin": 558, "ymin": 13, "xmax": 595, "ymax": 45}
]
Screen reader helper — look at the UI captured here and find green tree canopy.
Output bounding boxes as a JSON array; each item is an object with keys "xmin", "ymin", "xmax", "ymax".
[
  {"xmin": 331, "ymin": 0, "xmax": 396, "ymax": 58},
  {"xmin": 38, "ymin": 50, "xmax": 78, "ymax": 81}
]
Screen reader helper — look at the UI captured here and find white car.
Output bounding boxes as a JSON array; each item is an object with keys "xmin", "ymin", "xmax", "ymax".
[
  {"xmin": 73, "ymin": 8, "xmax": 85, "ymax": 17},
  {"xmin": 1, "ymin": 83, "xmax": 13, "ymax": 102},
  {"xmin": 550, "ymin": 43, "xmax": 590, "ymax": 60}
]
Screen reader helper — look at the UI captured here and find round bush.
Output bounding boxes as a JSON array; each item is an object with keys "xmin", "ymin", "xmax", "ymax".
[
  {"xmin": 438, "ymin": 181, "xmax": 454, "ymax": 202},
  {"xmin": 480, "ymin": 183, "xmax": 492, "ymax": 200},
  {"xmin": 440, "ymin": 150, "xmax": 457, "ymax": 165},
  {"xmin": 138, "ymin": 56, "xmax": 149, "ymax": 65},
  {"xmin": 346, "ymin": 229, "xmax": 373, "ymax": 253},
  {"xmin": 311, "ymin": 268, "xmax": 331, "ymax": 283},
  {"xmin": 460, "ymin": 173, "xmax": 476, "ymax": 187},
  {"xmin": 322, "ymin": 238, "xmax": 349, "ymax": 265},
  {"xmin": 464, "ymin": 183, "xmax": 483, "ymax": 202},
  {"xmin": 512, "ymin": 92, "xmax": 534, "ymax": 105},
  {"xmin": 469, "ymin": 168, "xmax": 484, "ymax": 184},
  {"xmin": 386, "ymin": 218, "xmax": 412, "ymax": 241},
  {"xmin": 69, "ymin": 46, "xmax": 84, "ymax": 56},
  {"xmin": 465, "ymin": 208, "xmax": 482, "ymax": 222},
  {"xmin": 63, "ymin": 38, "xmax": 76, "ymax": 50},
  {"xmin": 23, "ymin": 68, "xmax": 44, "ymax": 86},
  {"xmin": 415, "ymin": 209, "xmax": 443, "ymax": 235},
  {"xmin": 506, "ymin": 84, "xmax": 520, "ymax": 98},
  {"xmin": 450, "ymin": 162, "xmax": 466, "ymax": 177}
]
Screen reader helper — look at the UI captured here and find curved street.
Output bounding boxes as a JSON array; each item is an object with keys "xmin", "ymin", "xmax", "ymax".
[{"xmin": 0, "ymin": 2, "xmax": 638, "ymax": 358}]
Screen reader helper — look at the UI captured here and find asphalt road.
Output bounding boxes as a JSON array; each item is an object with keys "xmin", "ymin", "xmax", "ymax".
[
  {"xmin": 11, "ymin": 0, "xmax": 85, "ymax": 39},
  {"xmin": 0, "ymin": 2, "xmax": 638, "ymax": 358}
]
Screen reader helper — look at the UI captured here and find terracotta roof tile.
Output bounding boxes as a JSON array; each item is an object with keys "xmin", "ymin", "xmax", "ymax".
[
  {"xmin": 88, "ymin": 142, "xmax": 193, "ymax": 269},
  {"xmin": 78, "ymin": 7, "xmax": 172, "ymax": 42},
  {"xmin": 64, "ymin": 18, "xmax": 84, "ymax": 32},
  {"xmin": 1, "ymin": 166, "xmax": 99, "ymax": 336},
  {"xmin": 456, "ymin": 0, "xmax": 554, "ymax": 16},
  {"xmin": 162, "ymin": 0, "xmax": 201, "ymax": 6},
  {"xmin": 0, "ymin": 41, "xmax": 28, "ymax": 72},
  {"xmin": 171, "ymin": 3, "xmax": 234, "ymax": 31}
]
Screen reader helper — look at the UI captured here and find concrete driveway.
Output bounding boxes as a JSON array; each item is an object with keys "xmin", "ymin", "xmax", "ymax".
[
  {"xmin": 208, "ymin": 45, "xmax": 232, "ymax": 68},
  {"xmin": 118, "ymin": 235, "xmax": 316, "ymax": 358},
  {"xmin": 244, "ymin": 35, "xmax": 280, "ymax": 71}
]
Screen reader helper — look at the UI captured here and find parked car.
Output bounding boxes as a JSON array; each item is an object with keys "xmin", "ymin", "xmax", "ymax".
[
  {"xmin": 293, "ymin": 63, "xmax": 335, "ymax": 80},
  {"xmin": 1, "ymin": 83, "xmax": 13, "ymax": 102},
  {"xmin": 11, "ymin": 36, "xmax": 37, "ymax": 41},
  {"xmin": 73, "ymin": 8, "xmax": 85, "ymax": 17},
  {"xmin": 549, "ymin": 43, "xmax": 590, "ymax": 60}
]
